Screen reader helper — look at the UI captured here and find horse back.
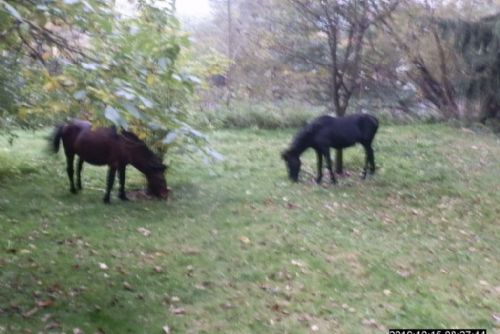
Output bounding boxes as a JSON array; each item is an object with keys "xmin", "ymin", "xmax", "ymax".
[
  {"xmin": 72, "ymin": 126, "xmax": 125, "ymax": 166},
  {"xmin": 313, "ymin": 114, "xmax": 378, "ymax": 148}
]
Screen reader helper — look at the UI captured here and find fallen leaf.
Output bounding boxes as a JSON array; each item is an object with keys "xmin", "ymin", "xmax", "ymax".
[
  {"xmin": 44, "ymin": 321, "xmax": 61, "ymax": 330},
  {"xmin": 98, "ymin": 263, "xmax": 108, "ymax": 271},
  {"xmin": 396, "ymin": 269, "xmax": 412, "ymax": 278},
  {"xmin": 171, "ymin": 307, "xmax": 186, "ymax": 315},
  {"xmin": 23, "ymin": 307, "xmax": 39, "ymax": 318},
  {"xmin": 36, "ymin": 300, "xmax": 54, "ymax": 308},
  {"xmin": 41, "ymin": 313, "xmax": 52, "ymax": 322},
  {"xmin": 123, "ymin": 282, "xmax": 133, "ymax": 291},
  {"xmin": 362, "ymin": 318, "xmax": 377, "ymax": 327},
  {"xmin": 153, "ymin": 266, "xmax": 163, "ymax": 273},
  {"xmin": 73, "ymin": 328, "xmax": 83, "ymax": 334},
  {"xmin": 239, "ymin": 236, "xmax": 251, "ymax": 244},
  {"xmin": 181, "ymin": 246, "xmax": 200, "ymax": 255},
  {"xmin": 137, "ymin": 227, "xmax": 151, "ymax": 237},
  {"xmin": 311, "ymin": 324, "xmax": 319, "ymax": 331},
  {"xmin": 383, "ymin": 289, "xmax": 392, "ymax": 296},
  {"xmin": 291, "ymin": 259, "xmax": 306, "ymax": 268},
  {"xmin": 222, "ymin": 302, "xmax": 234, "ymax": 309},
  {"xmin": 162, "ymin": 325, "xmax": 171, "ymax": 333}
]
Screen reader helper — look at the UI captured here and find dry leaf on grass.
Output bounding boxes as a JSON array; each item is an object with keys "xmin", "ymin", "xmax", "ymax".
[
  {"xmin": 239, "ymin": 236, "xmax": 251, "ymax": 244},
  {"xmin": 137, "ymin": 227, "xmax": 151, "ymax": 237}
]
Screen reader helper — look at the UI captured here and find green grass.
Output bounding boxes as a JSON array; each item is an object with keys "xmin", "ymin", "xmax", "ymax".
[{"xmin": 0, "ymin": 124, "xmax": 499, "ymax": 333}]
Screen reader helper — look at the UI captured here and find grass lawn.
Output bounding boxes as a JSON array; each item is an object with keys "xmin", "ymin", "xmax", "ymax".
[{"xmin": 0, "ymin": 124, "xmax": 499, "ymax": 334}]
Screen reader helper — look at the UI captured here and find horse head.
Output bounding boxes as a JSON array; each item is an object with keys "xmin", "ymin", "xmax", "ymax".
[
  {"xmin": 145, "ymin": 163, "xmax": 169, "ymax": 199},
  {"xmin": 281, "ymin": 149, "xmax": 301, "ymax": 182},
  {"xmin": 121, "ymin": 130, "xmax": 169, "ymax": 198}
]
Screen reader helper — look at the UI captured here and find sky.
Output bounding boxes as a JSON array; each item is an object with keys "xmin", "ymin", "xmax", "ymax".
[
  {"xmin": 176, "ymin": 0, "xmax": 211, "ymax": 19},
  {"xmin": 115, "ymin": 0, "xmax": 211, "ymax": 20}
]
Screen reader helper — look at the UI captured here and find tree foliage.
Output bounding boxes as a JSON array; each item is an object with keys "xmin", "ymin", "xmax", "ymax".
[
  {"xmin": 375, "ymin": 0, "xmax": 500, "ymax": 122},
  {"xmin": 0, "ymin": 0, "xmax": 217, "ymax": 159}
]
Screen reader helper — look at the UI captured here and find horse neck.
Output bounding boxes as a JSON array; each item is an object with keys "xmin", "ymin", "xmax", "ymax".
[
  {"xmin": 288, "ymin": 140, "xmax": 310, "ymax": 157},
  {"xmin": 123, "ymin": 143, "xmax": 150, "ymax": 175}
]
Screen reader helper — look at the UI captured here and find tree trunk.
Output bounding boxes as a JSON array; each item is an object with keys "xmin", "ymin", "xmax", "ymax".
[
  {"xmin": 334, "ymin": 103, "xmax": 347, "ymax": 174},
  {"xmin": 226, "ymin": 0, "xmax": 232, "ymax": 108},
  {"xmin": 335, "ymin": 149, "xmax": 343, "ymax": 174}
]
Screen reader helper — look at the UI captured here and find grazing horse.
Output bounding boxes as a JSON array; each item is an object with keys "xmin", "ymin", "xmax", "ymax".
[
  {"xmin": 51, "ymin": 119, "xmax": 169, "ymax": 203},
  {"xmin": 281, "ymin": 113, "xmax": 379, "ymax": 184}
]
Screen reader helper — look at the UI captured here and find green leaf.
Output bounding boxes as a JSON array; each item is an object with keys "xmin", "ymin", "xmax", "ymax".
[
  {"xmin": 115, "ymin": 88, "xmax": 136, "ymax": 100},
  {"xmin": 1, "ymin": 1, "xmax": 22, "ymax": 21},
  {"xmin": 139, "ymin": 96, "xmax": 154, "ymax": 108},
  {"xmin": 104, "ymin": 105, "xmax": 128, "ymax": 129},
  {"xmin": 206, "ymin": 148, "xmax": 224, "ymax": 161},
  {"xmin": 73, "ymin": 90, "xmax": 87, "ymax": 100},
  {"xmin": 162, "ymin": 131, "xmax": 177, "ymax": 144},
  {"xmin": 122, "ymin": 101, "xmax": 142, "ymax": 119}
]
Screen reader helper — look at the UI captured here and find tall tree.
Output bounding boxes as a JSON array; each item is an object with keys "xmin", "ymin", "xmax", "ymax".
[
  {"xmin": 376, "ymin": 0, "xmax": 500, "ymax": 123},
  {"xmin": 283, "ymin": 0, "xmax": 400, "ymax": 172},
  {"xmin": 0, "ymin": 0, "xmax": 216, "ymax": 160}
]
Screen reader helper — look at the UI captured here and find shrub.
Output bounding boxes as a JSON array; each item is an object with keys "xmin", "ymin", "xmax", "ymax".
[{"xmin": 194, "ymin": 100, "xmax": 325, "ymax": 129}]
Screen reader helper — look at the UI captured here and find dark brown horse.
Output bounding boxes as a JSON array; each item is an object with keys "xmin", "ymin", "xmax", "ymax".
[{"xmin": 51, "ymin": 119, "xmax": 169, "ymax": 203}]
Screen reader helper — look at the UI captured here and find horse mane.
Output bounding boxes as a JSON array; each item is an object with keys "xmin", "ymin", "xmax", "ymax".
[
  {"xmin": 288, "ymin": 116, "xmax": 330, "ymax": 155},
  {"xmin": 120, "ymin": 130, "xmax": 165, "ymax": 171},
  {"xmin": 121, "ymin": 130, "xmax": 142, "ymax": 143}
]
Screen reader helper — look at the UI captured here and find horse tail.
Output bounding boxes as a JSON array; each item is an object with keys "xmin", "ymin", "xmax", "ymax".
[{"xmin": 51, "ymin": 124, "xmax": 64, "ymax": 153}]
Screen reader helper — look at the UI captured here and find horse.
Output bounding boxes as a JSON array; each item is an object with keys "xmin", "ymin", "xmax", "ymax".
[
  {"xmin": 51, "ymin": 119, "xmax": 169, "ymax": 203},
  {"xmin": 281, "ymin": 113, "xmax": 379, "ymax": 184}
]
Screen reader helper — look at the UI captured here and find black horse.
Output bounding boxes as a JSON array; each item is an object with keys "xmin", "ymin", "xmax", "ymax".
[
  {"xmin": 281, "ymin": 113, "xmax": 379, "ymax": 184},
  {"xmin": 51, "ymin": 119, "xmax": 169, "ymax": 203}
]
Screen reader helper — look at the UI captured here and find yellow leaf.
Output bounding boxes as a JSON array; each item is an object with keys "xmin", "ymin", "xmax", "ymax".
[
  {"xmin": 147, "ymin": 74, "xmax": 156, "ymax": 85},
  {"xmin": 239, "ymin": 236, "xmax": 251, "ymax": 244},
  {"xmin": 42, "ymin": 52, "xmax": 51, "ymax": 61},
  {"xmin": 18, "ymin": 108, "xmax": 29, "ymax": 120},
  {"xmin": 43, "ymin": 81, "xmax": 55, "ymax": 91}
]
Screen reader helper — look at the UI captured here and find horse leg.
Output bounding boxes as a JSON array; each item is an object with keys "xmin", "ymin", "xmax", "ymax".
[
  {"xmin": 118, "ymin": 166, "xmax": 128, "ymax": 201},
  {"xmin": 368, "ymin": 144, "xmax": 376, "ymax": 175},
  {"xmin": 362, "ymin": 144, "xmax": 375, "ymax": 179},
  {"xmin": 362, "ymin": 144, "xmax": 369, "ymax": 179},
  {"xmin": 103, "ymin": 167, "xmax": 116, "ymax": 204},
  {"xmin": 323, "ymin": 148, "xmax": 337, "ymax": 184},
  {"xmin": 65, "ymin": 152, "xmax": 77, "ymax": 194},
  {"xmin": 315, "ymin": 149, "xmax": 323, "ymax": 184},
  {"xmin": 76, "ymin": 157, "xmax": 84, "ymax": 190}
]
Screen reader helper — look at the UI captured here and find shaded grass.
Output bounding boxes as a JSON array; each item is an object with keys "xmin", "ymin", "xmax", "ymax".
[{"xmin": 0, "ymin": 124, "xmax": 499, "ymax": 333}]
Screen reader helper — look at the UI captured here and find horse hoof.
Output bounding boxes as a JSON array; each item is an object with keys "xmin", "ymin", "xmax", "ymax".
[
  {"xmin": 70, "ymin": 188, "xmax": 77, "ymax": 194},
  {"xmin": 103, "ymin": 198, "xmax": 111, "ymax": 204},
  {"xmin": 119, "ymin": 195, "xmax": 129, "ymax": 201}
]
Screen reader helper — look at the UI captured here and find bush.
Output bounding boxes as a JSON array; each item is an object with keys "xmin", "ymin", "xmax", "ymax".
[{"xmin": 193, "ymin": 100, "xmax": 326, "ymax": 129}]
